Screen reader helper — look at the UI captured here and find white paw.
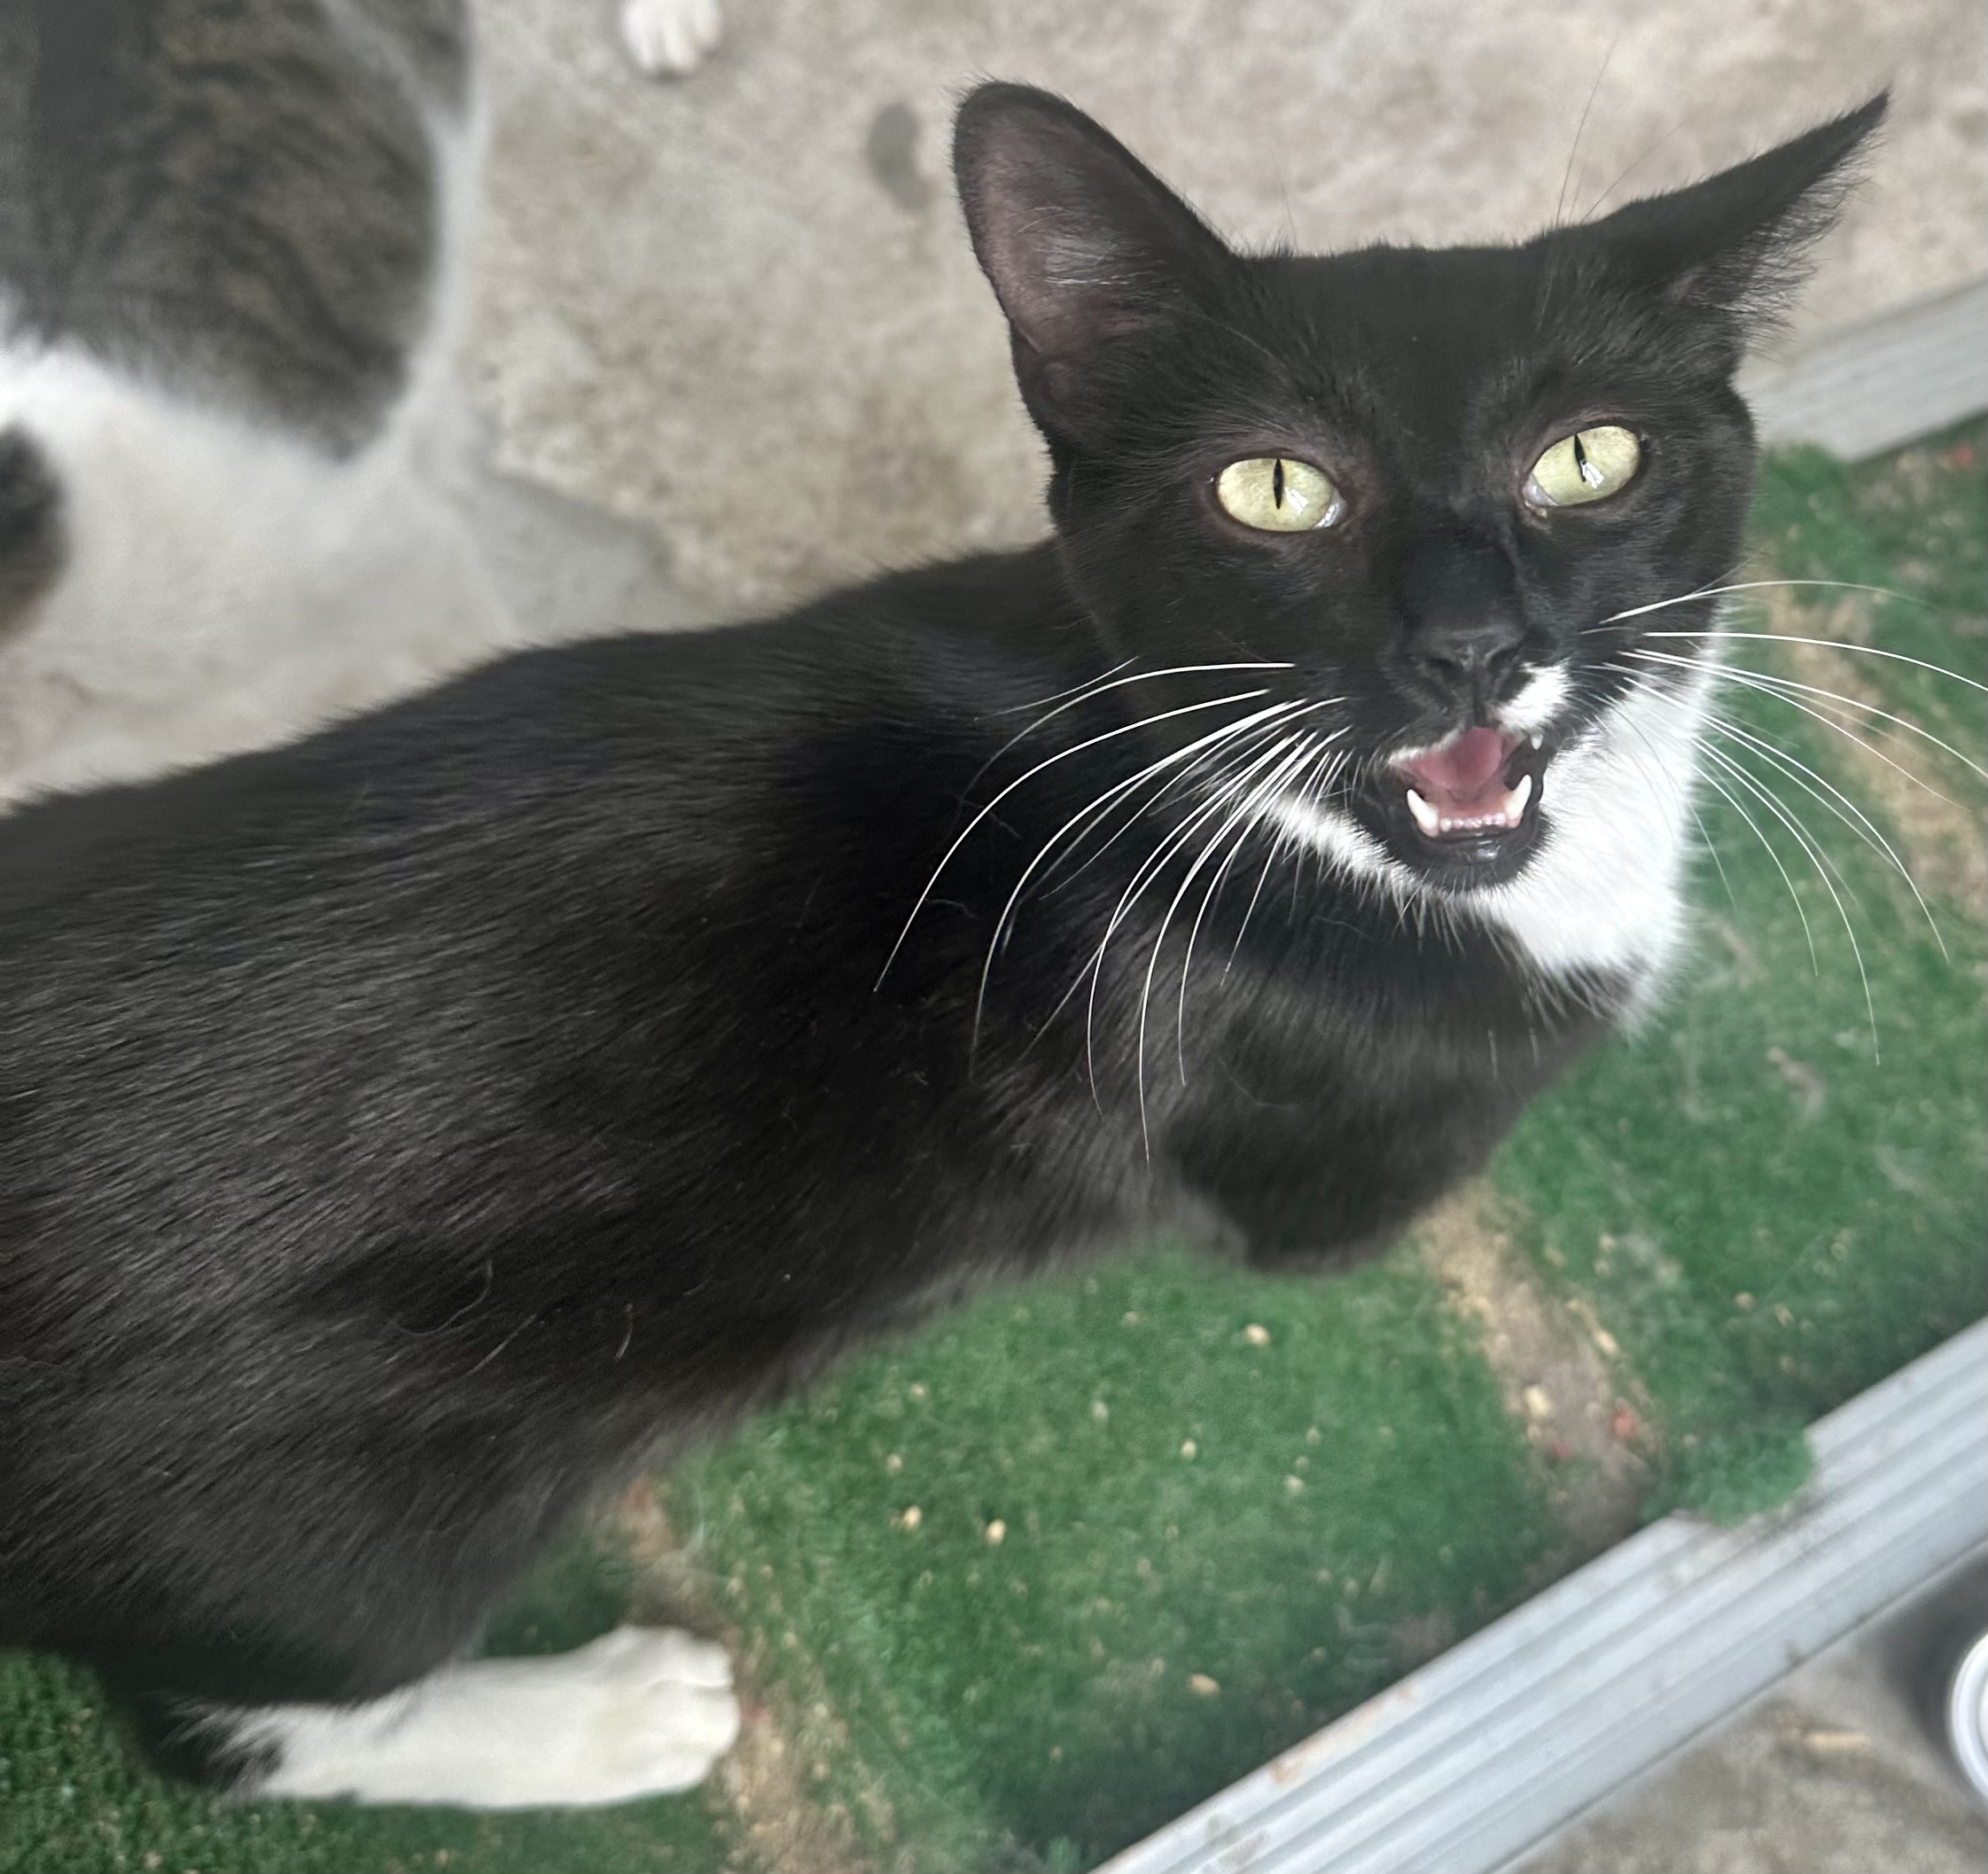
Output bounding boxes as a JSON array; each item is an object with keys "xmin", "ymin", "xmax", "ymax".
[
  {"xmin": 536, "ymin": 1626, "xmax": 741, "ymax": 1804},
  {"xmin": 620, "ymin": 0, "xmax": 722, "ymax": 76},
  {"xmin": 245, "ymin": 1625, "xmax": 740, "ymax": 1808}
]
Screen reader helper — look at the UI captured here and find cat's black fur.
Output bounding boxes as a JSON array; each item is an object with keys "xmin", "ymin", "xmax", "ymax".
[{"xmin": 0, "ymin": 83, "xmax": 1880, "ymax": 1782}]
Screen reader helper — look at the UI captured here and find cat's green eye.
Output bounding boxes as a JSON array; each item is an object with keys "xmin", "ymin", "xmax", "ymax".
[
  {"xmin": 1215, "ymin": 457, "xmax": 1342, "ymax": 533},
  {"xmin": 1524, "ymin": 426, "xmax": 1641, "ymax": 508}
]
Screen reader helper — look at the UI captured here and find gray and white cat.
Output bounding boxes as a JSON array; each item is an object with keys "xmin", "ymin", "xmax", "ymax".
[{"xmin": 0, "ymin": 0, "xmax": 524, "ymax": 805}]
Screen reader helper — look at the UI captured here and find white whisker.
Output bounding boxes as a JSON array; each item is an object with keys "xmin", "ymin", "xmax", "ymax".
[
  {"xmin": 1134, "ymin": 738, "xmax": 1321, "ymax": 1147},
  {"xmin": 877, "ymin": 686, "xmax": 1277, "ymax": 987},
  {"xmin": 1628, "ymin": 647, "xmax": 1988, "ymax": 789},
  {"xmin": 988, "ymin": 656, "xmax": 1137, "ymax": 715},
  {"xmin": 968, "ymin": 699, "xmax": 1315, "ymax": 1048},
  {"xmin": 1599, "ymin": 666, "xmax": 1741, "ymax": 917},
  {"xmin": 1692, "ymin": 762, "xmax": 1820, "ymax": 972},
  {"xmin": 1696, "ymin": 741, "xmax": 1878, "ymax": 1055},
  {"xmin": 1599, "ymin": 578, "xmax": 1936, "ymax": 627},
  {"xmin": 1080, "ymin": 738, "xmax": 1310, "ymax": 1113},
  {"xmin": 1638, "ymin": 629, "xmax": 1985, "ymax": 697},
  {"xmin": 1703, "ymin": 709, "xmax": 1947, "ymax": 957}
]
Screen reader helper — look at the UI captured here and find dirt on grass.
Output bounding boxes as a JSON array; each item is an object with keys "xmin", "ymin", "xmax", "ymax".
[
  {"xmin": 608, "ymin": 1480, "xmax": 879, "ymax": 1874},
  {"xmin": 1418, "ymin": 1189, "xmax": 1657, "ymax": 1565}
]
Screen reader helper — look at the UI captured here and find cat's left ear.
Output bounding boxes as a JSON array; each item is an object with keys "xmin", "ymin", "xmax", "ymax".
[
  {"xmin": 1588, "ymin": 94, "xmax": 1886, "ymax": 344},
  {"xmin": 953, "ymin": 82, "xmax": 1234, "ymax": 437}
]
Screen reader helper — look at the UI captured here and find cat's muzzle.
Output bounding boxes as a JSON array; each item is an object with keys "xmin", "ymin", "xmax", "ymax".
[{"xmin": 1387, "ymin": 725, "xmax": 1554, "ymax": 880}]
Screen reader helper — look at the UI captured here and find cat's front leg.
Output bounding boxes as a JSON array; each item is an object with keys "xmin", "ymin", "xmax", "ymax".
[
  {"xmin": 1171, "ymin": 1109, "xmax": 1493, "ymax": 1276},
  {"xmin": 198, "ymin": 1628, "xmax": 739, "ymax": 1808}
]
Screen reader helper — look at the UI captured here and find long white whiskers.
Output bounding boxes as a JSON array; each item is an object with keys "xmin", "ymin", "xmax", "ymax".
[
  {"xmin": 968, "ymin": 699, "xmax": 1315, "ymax": 1049},
  {"xmin": 1638, "ymin": 630, "xmax": 1986, "ymax": 697},
  {"xmin": 1628, "ymin": 647, "xmax": 1988, "ymax": 784},
  {"xmin": 1080, "ymin": 738, "xmax": 1314, "ymax": 1113},
  {"xmin": 1702, "ymin": 708, "xmax": 1946, "ymax": 957},
  {"xmin": 876, "ymin": 686, "xmax": 1277, "ymax": 987},
  {"xmin": 1696, "ymin": 740, "xmax": 1879, "ymax": 1055},
  {"xmin": 1133, "ymin": 737, "xmax": 1326, "ymax": 1149},
  {"xmin": 1598, "ymin": 578, "xmax": 1937, "ymax": 627}
]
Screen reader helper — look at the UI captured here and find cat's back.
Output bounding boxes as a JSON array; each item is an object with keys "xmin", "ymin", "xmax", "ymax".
[{"xmin": 0, "ymin": 550, "xmax": 1072, "ymax": 974}]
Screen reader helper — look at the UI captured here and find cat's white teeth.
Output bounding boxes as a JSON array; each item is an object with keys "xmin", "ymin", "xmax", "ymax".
[
  {"xmin": 1407, "ymin": 772, "xmax": 1534, "ymax": 839},
  {"xmin": 1529, "ymin": 732, "xmax": 1543, "ymax": 750}
]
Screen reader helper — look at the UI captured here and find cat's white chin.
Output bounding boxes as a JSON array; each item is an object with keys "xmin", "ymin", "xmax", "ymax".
[{"xmin": 1272, "ymin": 661, "xmax": 1713, "ymax": 1006}]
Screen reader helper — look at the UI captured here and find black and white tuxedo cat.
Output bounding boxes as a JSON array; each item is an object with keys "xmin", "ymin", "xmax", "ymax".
[{"xmin": 0, "ymin": 66, "xmax": 1881, "ymax": 1807}]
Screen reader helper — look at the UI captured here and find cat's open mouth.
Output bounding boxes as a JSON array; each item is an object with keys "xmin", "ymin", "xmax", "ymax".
[{"xmin": 1386, "ymin": 726, "xmax": 1551, "ymax": 877}]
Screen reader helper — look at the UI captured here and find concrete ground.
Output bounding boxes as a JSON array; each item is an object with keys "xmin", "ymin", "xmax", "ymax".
[
  {"xmin": 449, "ymin": 3, "xmax": 1985, "ymax": 1869},
  {"xmin": 1516, "ymin": 1553, "xmax": 1988, "ymax": 1874},
  {"xmin": 462, "ymin": 0, "xmax": 1987, "ymax": 621}
]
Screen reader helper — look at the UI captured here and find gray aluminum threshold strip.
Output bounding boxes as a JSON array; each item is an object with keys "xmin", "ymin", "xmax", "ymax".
[
  {"xmin": 1741, "ymin": 274, "xmax": 1988, "ymax": 460},
  {"xmin": 1099, "ymin": 1318, "xmax": 1988, "ymax": 1874}
]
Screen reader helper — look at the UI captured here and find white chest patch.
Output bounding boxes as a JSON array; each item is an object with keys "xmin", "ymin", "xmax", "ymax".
[{"xmin": 1473, "ymin": 668, "xmax": 1710, "ymax": 996}]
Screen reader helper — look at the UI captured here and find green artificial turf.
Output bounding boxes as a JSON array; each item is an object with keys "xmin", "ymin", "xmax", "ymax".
[
  {"xmin": 1492, "ymin": 424, "xmax": 1987, "ymax": 1519},
  {"xmin": 0, "ymin": 1651, "xmax": 730, "ymax": 1874},
  {"xmin": 674, "ymin": 1249, "xmax": 1547, "ymax": 1867},
  {"xmin": 4, "ymin": 426, "xmax": 1982, "ymax": 1873}
]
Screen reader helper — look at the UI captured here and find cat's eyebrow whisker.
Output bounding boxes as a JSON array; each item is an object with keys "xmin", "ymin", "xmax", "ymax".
[
  {"xmin": 878, "ymin": 686, "xmax": 1279, "ymax": 987},
  {"xmin": 1695, "ymin": 738, "xmax": 1880, "ymax": 1054},
  {"xmin": 1636, "ymin": 631, "xmax": 1988, "ymax": 699},
  {"xmin": 1597, "ymin": 577, "xmax": 1937, "ymax": 626},
  {"xmin": 1703, "ymin": 709, "xmax": 1947, "ymax": 957},
  {"xmin": 1628, "ymin": 646, "xmax": 1988, "ymax": 787},
  {"xmin": 1579, "ymin": 103, "xmax": 1701, "ymax": 219},
  {"xmin": 1553, "ymin": 25, "xmax": 1622, "ymax": 227}
]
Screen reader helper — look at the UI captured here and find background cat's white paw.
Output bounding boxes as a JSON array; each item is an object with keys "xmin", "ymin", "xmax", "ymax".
[
  {"xmin": 619, "ymin": 0, "xmax": 722, "ymax": 76},
  {"xmin": 247, "ymin": 1625, "xmax": 739, "ymax": 1808}
]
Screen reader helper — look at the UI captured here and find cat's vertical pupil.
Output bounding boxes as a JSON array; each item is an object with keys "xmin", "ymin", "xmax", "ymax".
[
  {"xmin": 1573, "ymin": 433, "xmax": 1598, "ymax": 488},
  {"xmin": 1272, "ymin": 457, "xmax": 1286, "ymax": 508}
]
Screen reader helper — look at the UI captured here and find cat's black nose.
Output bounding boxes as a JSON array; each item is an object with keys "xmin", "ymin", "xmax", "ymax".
[
  {"xmin": 1394, "ymin": 530, "xmax": 1529, "ymax": 706},
  {"xmin": 1403, "ymin": 617, "xmax": 1527, "ymax": 697}
]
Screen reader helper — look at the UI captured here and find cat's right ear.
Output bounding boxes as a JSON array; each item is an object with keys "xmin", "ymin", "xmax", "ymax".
[{"xmin": 954, "ymin": 83, "xmax": 1232, "ymax": 438}]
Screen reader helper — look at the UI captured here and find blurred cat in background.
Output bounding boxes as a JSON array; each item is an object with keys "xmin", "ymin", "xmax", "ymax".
[{"xmin": 0, "ymin": 0, "xmax": 523, "ymax": 806}]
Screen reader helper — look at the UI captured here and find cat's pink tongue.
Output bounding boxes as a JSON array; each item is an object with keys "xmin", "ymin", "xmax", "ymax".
[{"xmin": 1400, "ymin": 727, "xmax": 1515, "ymax": 808}]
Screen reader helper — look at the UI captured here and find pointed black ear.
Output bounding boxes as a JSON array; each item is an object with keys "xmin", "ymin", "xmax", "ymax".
[
  {"xmin": 953, "ymin": 83, "xmax": 1233, "ymax": 433},
  {"xmin": 1591, "ymin": 95, "xmax": 1886, "ymax": 335}
]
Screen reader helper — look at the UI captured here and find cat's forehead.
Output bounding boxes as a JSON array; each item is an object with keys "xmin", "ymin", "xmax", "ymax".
[{"xmin": 1247, "ymin": 238, "xmax": 1657, "ymax": 451}]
